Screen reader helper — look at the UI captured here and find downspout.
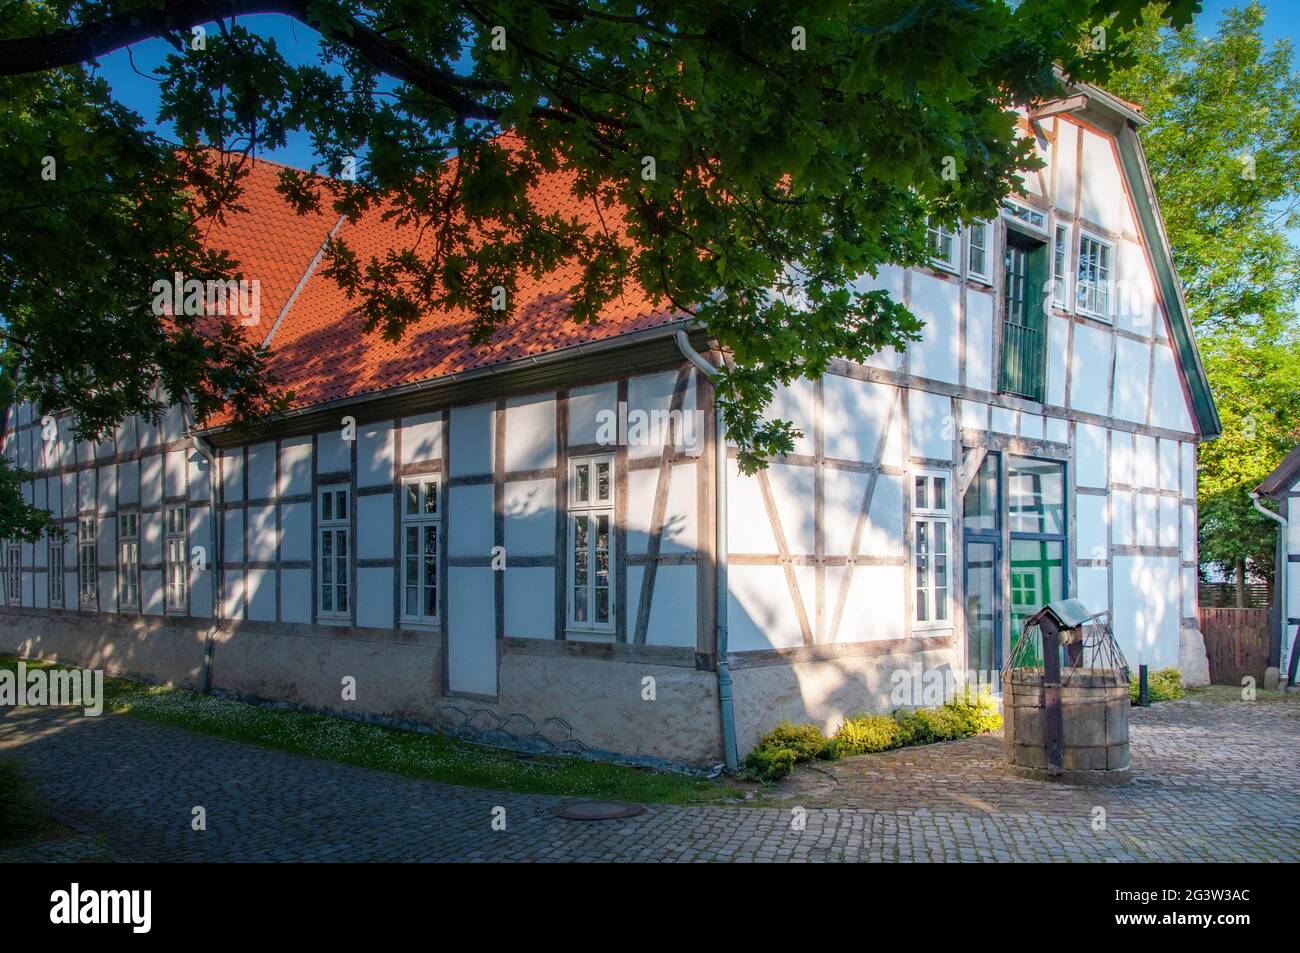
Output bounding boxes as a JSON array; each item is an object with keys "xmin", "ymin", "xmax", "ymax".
[
  {"xmin": 675, "ymin": 330, "xmax": 739, "ymax": 772},
  {"xmin": 1249, "ymin": 492, "xmax": 1293, "ymax": 687},
  {"xmin": 187, "ymin": 423, "xmax": 221, "ymax": 694}
]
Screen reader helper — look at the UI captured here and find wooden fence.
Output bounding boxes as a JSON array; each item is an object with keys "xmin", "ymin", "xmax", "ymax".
[
  {"xmin": 1198, "ymin": 582, "xmax": 1271, "ymax": 609},
  {"xmin": 1197, "ymin": 608, "xmax": 1270, "ymax": 686}
]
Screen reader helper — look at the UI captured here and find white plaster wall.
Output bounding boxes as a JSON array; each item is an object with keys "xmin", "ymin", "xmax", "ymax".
[
  {"xmin": 502, "ymin": 478, "xmax": 555, "ymax": 557},
  {"xmin": 1069, "ymin": 324, "xmax": 1110, "ymax": 416},
  {"xmin": 446, "ymin": 566, "xmax": 496, "ymax": 695},
  {"xmin": 399, "ymin": 413, "xmax": 442, "ymax": 465},
  {"xmin": 627, "ymin": 564, "xmax": 696, "ymax": 648},
  {"xmin": 1113, "ymin": 554, "xmax": 1180, "ymax": 669},
  {"xmin": 504, "ymin": 567, "xmax": 553, "ymax": 639},
  {"xmin": 567, "ymin": 383, "xmax": 617, "ymax": 448},
  {"xmin": 449, "ymin": 402, "xmax": 495, "ymax": 476},
  {"xmin": 909, "ymin": 273, "xmax": 960, "ymax": 384},
  {"xmin": 965, "ymin": 290, "xmax": 994, "ymax": 392},
  {"xmin": 503, "ymin": 394, "xmax": 556, "ymax": 470},
  {"xmin": 909, "ymin": 389, "xmax": 952, "ymax": 460}
]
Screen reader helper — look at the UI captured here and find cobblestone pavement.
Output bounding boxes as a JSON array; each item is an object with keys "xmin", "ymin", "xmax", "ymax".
[{"xmin": 1, "ymin": 693, "xmax": 1297, "ymax": 862}]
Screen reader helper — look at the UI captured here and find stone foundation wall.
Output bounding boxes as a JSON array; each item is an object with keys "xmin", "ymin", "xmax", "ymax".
[
  {"xmin": 0, "ymin": 610, "xmax": 724, "ymax": 765},
  {"xmin": 730, "ymin": 641, "xmax": 959, "ymax": 754}
]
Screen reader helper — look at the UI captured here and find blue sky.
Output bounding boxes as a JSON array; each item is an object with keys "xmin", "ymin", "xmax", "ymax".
[{"xmin": 93, "ymin": 3, "xmax": 1300, "ymax": 172}]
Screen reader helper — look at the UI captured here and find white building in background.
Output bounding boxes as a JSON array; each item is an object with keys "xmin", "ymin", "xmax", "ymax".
[
  {"xmin": 1255, "ymin": 446, "xmax": 1300, "ymax": 687},
  {"xmin": 0, "ymin": 84, "xmax": 1219, "ymax": 766}
]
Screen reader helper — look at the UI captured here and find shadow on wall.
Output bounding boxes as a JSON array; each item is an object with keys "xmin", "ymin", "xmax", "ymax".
[{"xmin": 0, "ymin": 611, "xmax": 207, "ymax": 689}]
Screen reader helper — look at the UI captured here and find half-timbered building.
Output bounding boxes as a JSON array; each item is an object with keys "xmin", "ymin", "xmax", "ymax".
[{"xmin": 0, "ymin": 83, "xmax": 1220, "ymax": 766}]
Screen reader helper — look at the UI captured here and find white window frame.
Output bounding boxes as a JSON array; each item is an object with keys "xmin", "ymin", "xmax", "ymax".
[
  {"xmin": 5, "ymin": 540, "xmax": 20, "ymax": 606},
  {"xmin": 400, "ymin": 476, "xmax": 441, "ymax": 625},
  {"xmin": 118, "ymin": 511, "xmax": 140, "ymax": 610},
  {"xmin": 48, "ymin": 536, "xmax": 64, "ymax": 608},
  {"xmin": 165, "ymin": 505, "xmax": 187, "ymax": 613},
  {"xmin": 317, "ymin": 484, "xmax": 351, "ymax": 620},
  {"xmin": 1075, "ymin": 230, "xmax": 1113, "ymax": 321},
  {"xmin": 1052, "ymin": 222, "xmax": 1072, "ymax": 309},
  {"xmin": 966, "ymin": 221, "xmax": 992, "ymax": 283},
  {"xmin": 911, "ymin": 469, "xmax": 952, "ymax": 630},
  {"xmin": 1001, "ymin": 199, "xmax": 1048, "ymax": 235},
  {"xmin": 925, "ymin": 216, "xmax": 960, "ymax": 273},
  {"xmin": 567, "ymin": 454, "xmax": 616, "ymax": 636},
  {"xmin": 78, "ymin": 516, "xmax": 97, "ymax": 608}
]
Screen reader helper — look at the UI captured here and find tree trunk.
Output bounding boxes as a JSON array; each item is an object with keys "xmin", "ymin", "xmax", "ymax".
[{"xmin": 1235, "ymin": 558, "xmax": 1245, "ymax": 608}]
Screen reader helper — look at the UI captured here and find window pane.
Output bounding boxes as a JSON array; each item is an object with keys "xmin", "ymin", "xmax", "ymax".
[
  {"xmin": 405, "ymin": 585, "xmax": 418, "ymax": 616},
  {"xmin": 574, "ymin": 464, "xmax": 589, "ymax": 503},
  {"xmin": 573, "ymin": 588, "xmax": 587, "ymax": 622},
  {"xmin": 405, "ymin": 483, "xmax": 419, "ymax": 515},
  {"xmin": 405, "ymin": 526, "xmax": 418, "ymax": 555},
  {"xmin": 322, "ymin": 493, "xmax": 333, "ymax": 521},
  {"xmin": 424, "ymin": 481, "xmax": 437, "ymax": 514},
  {"xmin": 597, "ymin": 462, "xmax": 611, "ymax": 501},
  {"xmin": 914, "ymin": 476, "xmax": 927, "ymax": 510},
  {"xmin": 963, "ymin": 453, "xmax": 998, "ymax": 532},
  {"xmin": 1009, "ymin": 539, "xmax": 1064, "ymax": 634},
  {"xmin": 932, "ymin": 477, "xmax": 946, "ymax": 512},
  {"xmin": 1007, "ymin": 457, "xmax": 1066, "ymax": 535},
  {"xmin": 595, "ymin": 587, "xmax": 609, "ymax": 623}
]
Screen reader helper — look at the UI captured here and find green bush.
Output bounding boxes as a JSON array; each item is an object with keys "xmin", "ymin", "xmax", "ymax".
[
  {"xmin": 829, "ymin": 714, "xmax": 901, "ymax": 757},
  {"xmin": 740, "ymin": 694, "xmax": 1004, "ymax": 781},
  {"xmin": 754, "ymin": 719, "xmax": 831, "ymax": 763},
  {"xmin": 942, "ymin": 691, "xmax": 1004, "ymax": 735},
  {"xmin": 1130, "ymin": 667, "xmax": 1184, "ymax": 704},
  {"xmin": 741, "ymin": 719, "xmax": 833, "ymax": 782},
  {"xmin": 894, "ymin": 706, "xmax": 965, "ymax": 745},
  {"xmin": 742, "ymin": 746, "xmax": 798, "ymax": 782}
]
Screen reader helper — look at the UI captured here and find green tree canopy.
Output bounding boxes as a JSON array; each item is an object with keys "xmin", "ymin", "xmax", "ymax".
[
  {"xmin": 1109, "ymin": 1, "xmax": 1300, "ymax": 586},
  {"xmin": 0, "ymin": 0, "xmax": 1200, "ymax": 538}
]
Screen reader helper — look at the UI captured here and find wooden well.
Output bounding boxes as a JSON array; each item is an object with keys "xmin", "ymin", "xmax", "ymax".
[{"xmin": 1002, "ymin": 668, "xmax": 1131, "ymax": 785}]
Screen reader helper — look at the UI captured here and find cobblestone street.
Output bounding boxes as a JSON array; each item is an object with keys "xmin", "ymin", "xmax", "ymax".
[{"xmin": 2, "ymin": 692, "xmax": 1297, "ymax": 862}]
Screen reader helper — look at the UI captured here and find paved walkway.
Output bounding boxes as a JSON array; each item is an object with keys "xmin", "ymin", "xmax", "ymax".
[{"xmin": 2, "ymin": 692, "xmax": 1297, "ymax": 862}]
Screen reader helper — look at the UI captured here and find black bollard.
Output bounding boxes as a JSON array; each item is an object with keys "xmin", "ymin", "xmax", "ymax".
[{"xmin": 1138, "ymin": 664, "xmax": 1150, "ymax": 707}]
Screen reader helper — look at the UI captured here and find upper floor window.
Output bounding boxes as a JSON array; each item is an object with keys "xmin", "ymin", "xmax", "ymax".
[
  {"xmin": 1052, "ymin": 223, "xmax": 1071, "ymax": 308},
  {"xmin": 118, "ymin": 512, "xmax": 139, "ymax": 610},
  {"xmin": 401, "ymin": 477, "xmax": 440, "ymax": 623},
  {"xmin": 318, "ymin": 485, "xmax": 350, "ymax": 619},
  {"xmin": 5, "ymin": 541, "xmax": 20, "ymax": 606},
  {"xmin": 568, "ymin": 455, "xmax": 615, "ymax": 634},
  {"xmin": 967, "ymin": 222, "xmax": 992, "ymax": 283},
  {"xmin": 1076, "ymin": 232, "xmax": 1113, "ymax": 319},
  {"xmin": 925, "ymin": 216, "xmax": 960, "ymax": 272},
  {"xmin": 913, "ymin": 471, "xmax": 951, "ymax": 628},
  {"xmin": 1002, "ymin": 199, "xmax": 1047, "ymax": 234},
  {"xmin": 48, "ymin": 537, "xmax": 64, "ymax": 608},
  {"xmin": 165, "ymin": 505, "xmax": 187, "ymax": 612},
  {"xmin": 78, "ymin": 517, "xmax": 96, "ymax": 608}
]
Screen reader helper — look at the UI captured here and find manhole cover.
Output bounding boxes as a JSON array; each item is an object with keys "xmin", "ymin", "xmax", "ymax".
[{"xmin": 549, "ymin": 799, "xmax": 645, "ymax": 821}]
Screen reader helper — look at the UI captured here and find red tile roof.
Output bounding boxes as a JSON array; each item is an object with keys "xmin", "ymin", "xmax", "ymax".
[{"xmin": 200, "ymin": 154, "xmax": 682, "ymax": 421}]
